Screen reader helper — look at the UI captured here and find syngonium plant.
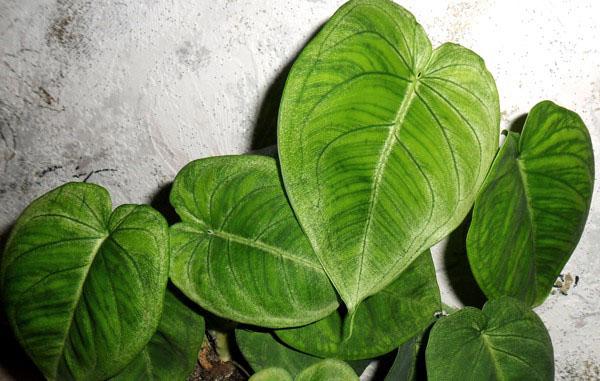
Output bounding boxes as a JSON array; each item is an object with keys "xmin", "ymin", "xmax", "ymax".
[{"xmin": 0, "ymin": 0, "xmax": 594, "ymax": 380}]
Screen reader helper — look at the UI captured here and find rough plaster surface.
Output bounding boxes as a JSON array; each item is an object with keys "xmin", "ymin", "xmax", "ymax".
[{"xmin": 0, "ymin": 0, "xmax": 599, "ymax": 379}]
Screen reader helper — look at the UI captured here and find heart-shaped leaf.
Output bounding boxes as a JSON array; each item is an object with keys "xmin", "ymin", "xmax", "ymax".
[
  {"xmin": 426, "ymin": 297, "xmax": 554, "ymax": 380},
  {"xmin": 276, "ymin": 251, "xmax": 440, "ymax": 360},
  {"xmin": 169, "ymin": 155, "xmax": 338, "ymax": 328},
  {"xmin": 111, "ymin": 287, "xmax": 205, "ymax": 380},
  {"xmin": 278, "ymin": 0, "xmax": 499, "ymax": 311},
  {"xmin": 0, "ymin": 183, "xmax": 169, "ymax": 380},
  {"xmin": 296, "ymin": 359, "xmax": 359, "ymax": 381},
  {"xmin": 467, "ymin": 101, "xmax": 594, "ymax": 306}
]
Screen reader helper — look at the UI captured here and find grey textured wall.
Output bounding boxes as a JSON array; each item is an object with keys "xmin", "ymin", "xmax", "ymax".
[{"xmin": 1, "ymin": 0, "xmax": 599, "ymax": 379}]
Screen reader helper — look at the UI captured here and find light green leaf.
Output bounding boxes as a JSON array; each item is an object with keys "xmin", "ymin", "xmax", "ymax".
[
  {"xmin": 236, "ymin": 329, "xmax": 370, "ymax": 377},
  {"xmin": 169, "ymin": 155, "xmax": 338, "ymax": 328},
  {"xmin": 296, "ymin": 359, "xmax": 358, "ymax": 381},
  {"xmin": 111, "ymin": 287, "xmax": 205, "ymax": 380},
  {"xmin": 250, "ymin": 367, "xmax": 294, "ymax": 381},
  {"xmin": 467, "ymin": 100, "xmax": 594, "ymax": 306},
  {"xmin": 384, "ymin": 337, "xmax": 420, "ymax": 381},
  {"xmin": 277, "ymin": 0, "xmax": 499, "ymax": 311},
  {"xmin": 425, "ymin": 297, "xmax": 554, "ymax": 380},
  {"xmin": 276, "ymin": 252, "xmax": 440, "ymax": 360},
  {"xmin": 0, "ymin": 182, "xmax": 169, "ymax": 380}
]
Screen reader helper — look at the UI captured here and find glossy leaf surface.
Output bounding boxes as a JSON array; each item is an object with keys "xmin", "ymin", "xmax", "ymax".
[
  {"xmin": 111, "ymin": 288, "xmax": 205, "ymax": 380},
  {"xmin": 278, "ymin": 0, "xmax": 499, "ymax": 310},
  {"xmin": 0, "ymin": 183, "xmax": 169, "ymax": 380},
  {"xmin": 276, "ymin": 252, "xmax": 440, "ymax": 360},
  {"xmin": 467, "ymin": 101, "xmax": 594, "ymax": 306},
  {"xmin": 296, "ymin": 359, "xmax": 358, "ymax": 381},
  {"xmin": 169, "ymin": 155, "xmax": 338, "ymax": 328},
  {"xmin": 426, "ymin": 297, "xmax": 554, "ymax": 380}
]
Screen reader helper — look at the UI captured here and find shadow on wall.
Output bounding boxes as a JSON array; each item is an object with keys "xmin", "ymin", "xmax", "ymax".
[
  {"xmin": 441, "ymin": 213, "xmax": 486, "ymax": 308},
  {"xmin": 509, "ymin": 113, "xmax": 528, "ymax": 134},
  {"xmin": 150, "ymin": 182, "xmax": 179, "ymax": 226},
  {"xmin": 440, "ymin": 112, "xmax": 529, "ymax": 309},
  {"xmin": 250, "ymin": 60, "xmax": 293, "ymax": 151},
  {"xmin": 249, "ymin": 22, "xmax": 326, "ymax": 152}
]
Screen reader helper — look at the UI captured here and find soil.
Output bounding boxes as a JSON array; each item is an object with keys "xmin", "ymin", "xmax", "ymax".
[{"xmin": 188, "ymin": 335, "xmax": 248, "ymax": 381}]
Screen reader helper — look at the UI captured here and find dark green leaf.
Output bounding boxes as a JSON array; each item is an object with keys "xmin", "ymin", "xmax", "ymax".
[
  {"xmin": 467, "ymin": 100, "xmax": 594, "ymax": 305},
  {"xmin": 426, "ymin": 297, "xmax": 554, "ymax": 380},
  {"xmin": 169, "ymin": 155, "xmax": 338, "ymax": 328},
  {"xmin": 236, "ymin": 329, "xmax": 370, "ymax": 377},
  {"xmin": 0, "ymin": 183, "xmax": 169, "ymax": 380},
  {"xmin": 236, "ymin": 329, "xmax": 322, "ymax": 377},
  {"xmin": 278, "ymin": 0, "xmax": 499, "ymax": 311},
  {"xmin": 296, "ymin": 359, "xmax": 359, "ymax": 381},
  {"xmin": 276, "ymin": 252, "xmax": 440, "ymax": 360},
  {"xmin": 111, "ymin": 288, "xmax": 205, "ymax": 380},
  {"xmin": 384, "ymin": 337, "xmax": 420, "ymax": 381}
]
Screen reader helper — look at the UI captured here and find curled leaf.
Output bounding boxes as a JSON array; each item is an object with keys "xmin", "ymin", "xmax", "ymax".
[{"xmin": 467, "ymin": 101, "xmax": 594, "ymax": 305}]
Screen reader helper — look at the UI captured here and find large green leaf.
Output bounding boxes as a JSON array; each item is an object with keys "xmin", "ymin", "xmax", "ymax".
[
  {"xmin": 277, "ymin": 0, "xmax": 499, "ymax": 311},
  {"xmin": 467, "ymin": 101, "xmax": 594, "ymax": 306},
  {"xmin": 276, "ymin": 251, "xmax": 440, "ymax": 360},
  {"xmin": 425, "ymin": 297, "xmax": 554, "ymax": 380},
  {"xmin": 111, "ymin": 288, "xmax": 205, "ymax": 380},
  {"xmin": 0, "ymin": 183, "xmax": 169, "ymax": 380},
  {"xmin": 169, "ymin": 155, "xmax": 338, "ymax": 328}
]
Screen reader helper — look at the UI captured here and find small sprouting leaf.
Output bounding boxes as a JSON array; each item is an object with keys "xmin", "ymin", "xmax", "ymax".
[
  {"xmin": 426, "ymin": 297, "xmax": 554, "ymax": 380},
  {"xmin": 110, "ymin": 288, "xmax": 205, "ymax": 380},
  {"xmin": 249, "ymin": 367, "xmax": 293, "ymax": 381},
  {"xmin": 0, "ymin": 183, "xmax": 169, "ymax": 380},
  {"xmin": 278, "ymin": 0, "xmax": 499, "ymax": 312},
  {"xmin": 169, "ymin": 155, "xmax": 338, "ymax": 328},
  {"xmin": 296, "ymin": 359, "xmax": 359, "ymax": 381},
  {"xmin": 467, "ymin": 101, "xmax": 594, "ymax": 306},
  {"xmin": 276, "ymin": 252, "xmax": 440, "ymax": 360}
]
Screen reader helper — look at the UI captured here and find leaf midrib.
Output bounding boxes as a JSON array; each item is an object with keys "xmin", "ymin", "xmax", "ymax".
[
  {"xmin": 353, "ymin": 78, "xmax": 419, "ymax": 308},
  {"xmin": 207, "ymin": 229, "xmax": 323, "ymax": 271},
  {"xmin": 54, "ymin": 206, "xmax": 140, "ymax": 378},
  {"xmin": 515, "ymin": 158, "xmax": 539, "ymax": 297},
  {"xmin": 481, "ymin": 334, "xmax": 505, "ymax": 381},
  {"xmin": 54, "ymin": 233, "xmax": 109, "ymax": 378}
]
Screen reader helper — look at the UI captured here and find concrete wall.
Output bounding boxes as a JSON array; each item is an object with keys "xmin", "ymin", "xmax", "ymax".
[{"xmin": 1, "ymin": 0, "xmax": 599, "ymax": 379}]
